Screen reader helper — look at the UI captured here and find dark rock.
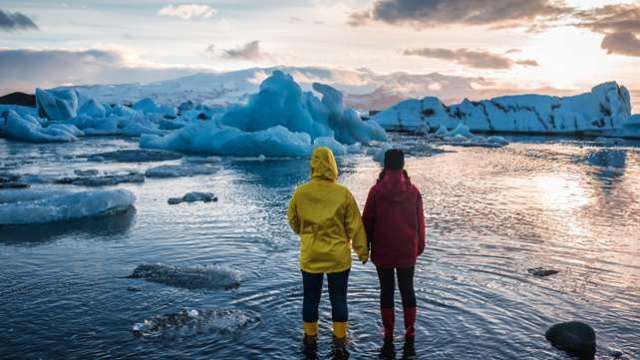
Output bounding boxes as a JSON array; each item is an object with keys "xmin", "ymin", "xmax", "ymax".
[
  {"xmin": 0, "ymin": 92, "xmax": 36, "ymax": 107},
  {"xmin": 528, "ymin": 267, "xmax": 559, "ymax": 277},
  {"xmin": 168, "ymin": 192, "xmax": 217, "ymax": 205},
  {"xmin": 610, "ymin": 349, "xmax": 623, "ymax": 358},
  {"xmin": 197, "ymin": 112, "xmax": 208, "ymax": 120},
  {"xmin": 0, "ymin": 182, "xmax": 30, "ymax": 189},
  {"xmin": 545, "ymin": 321, "xmax": 596, "ymax": 358}
]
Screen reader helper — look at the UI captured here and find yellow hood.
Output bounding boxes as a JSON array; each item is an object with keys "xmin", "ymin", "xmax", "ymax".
[{"xmin": 310, "ymin": 147, "xmax": 338, "ymax": 182}]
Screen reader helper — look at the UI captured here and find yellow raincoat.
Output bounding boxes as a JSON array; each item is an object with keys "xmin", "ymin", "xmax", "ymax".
[{"xmin": 288, "ymin": 147, "xmax": 369, "ymax": 274}]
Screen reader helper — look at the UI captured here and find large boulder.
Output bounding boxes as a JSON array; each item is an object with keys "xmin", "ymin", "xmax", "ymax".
[{"xmin": 545, "ymin": 321, "xmax": 596, "ymax": 358}]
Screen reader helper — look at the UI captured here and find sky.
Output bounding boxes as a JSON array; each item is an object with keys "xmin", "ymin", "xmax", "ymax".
[{"xmin": 1, "ymin": 0, "xmax": 640, "ymax": 106}]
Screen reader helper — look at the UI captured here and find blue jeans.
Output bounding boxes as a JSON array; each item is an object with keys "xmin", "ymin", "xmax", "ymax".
[{"xmin": 302, "ymin": 269, "xmax": 350, "ymax": 323}]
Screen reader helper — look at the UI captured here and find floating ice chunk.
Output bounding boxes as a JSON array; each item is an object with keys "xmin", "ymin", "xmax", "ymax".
[
  {"xmin": 313, "ymin": 136, "xmax": 347, "ymax": 156},
  {"xmin": 1, "ymin": 110, "xmax": 80, "ymax": 143},
  {"xmin": 178, "ymin": 100, "xmax": 195, "ymax": 113},
  {"xmin": 168, "ymin": 192, "xmax": 218, "ymax": 205},
  {"xmin": 108, "ymin": 104, "xmax": 138, "ymax": 117},
  {"xmin": 35, "ymin": 88, "xmax": 79, "ymax": 121},
  {"xmin": 486, "ymin": 136, "xmax": 509, "ymax": 146},
  {"xmin": 119, "ymin": 118, "xmax": 164, "ymax": 137},
  {"xmin": 145, "ymin": 164, "xmax": 218, "ymax": 178},
  {"xmin": 435, "ymin": 124, "xmax": 449, "ymax": 138},
  {"xmin": 77, "ymin": 99, "xmax": 106, "ymax": 118},
  {"xmin": 55, "ymin": 171, "xmax": 145, "ymax": 187},
  {"xmin": 0, "ymin": 189, "xmax": 135, "ymax": 225},
  {"xmin": 88, "ymin": 149, "xmax": 183, "ymax": 163},
  {"xmin": 133, "ymin": 98, "xmax": 178, "ymax": 118},
  {"xmin": 128, "ymin": 264, "xmax": 239, "ymax": 289},
  {"xmin": 131, "ymin": 308, "xmax": 260, "ymax": 337},
  {"xmin": 447, "ymin": 123, "xmax": 473, "ymax": 138}
]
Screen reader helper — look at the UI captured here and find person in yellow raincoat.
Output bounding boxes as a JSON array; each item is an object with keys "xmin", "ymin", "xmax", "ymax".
[{"xmin": 288, "ymin": 147, "xmax": 369, "ymax": 354}]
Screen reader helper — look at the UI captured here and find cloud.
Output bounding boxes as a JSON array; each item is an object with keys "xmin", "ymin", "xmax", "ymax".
[
  {"xmin": 573, "ymin": 4, "xmax": 640, "ymax": 57},
  {"xmin": 0, "ymin": 48, "xmax": 203, "ymax": 94},
  {"xmin": 0, "ymin": 9, "xmax": 38, "ymax": 31},
  {"xmin": 222, "ymin": 40, "xmax": 266, "ymax": 61},
  {"xmin": 348, "ymin": 0, "xmax": 572, "ymax": 28},
  {"xmin": 601, "ymin": 32, "xmax": 640, "ymax": 57},
  {"xmin": 158, "ymin": 4, "xmax": 216, "ymax": 20},
  {"xmin": 402, "ymin": 47, "xmax": 538, "ymax": 69}
]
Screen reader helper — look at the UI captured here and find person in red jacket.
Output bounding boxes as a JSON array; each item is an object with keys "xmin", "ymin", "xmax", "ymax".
[{"xmin": 362, "ymin": 149, "xmax": 425, "ymax": 359}]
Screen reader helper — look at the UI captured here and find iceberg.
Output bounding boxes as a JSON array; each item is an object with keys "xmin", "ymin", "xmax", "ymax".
[
  {"xmin": 1, "ymin": 110, "xmax": 82, "ymax": 143},
  {"xmin": 140, "ymin": 71, "xmax": 386, "ymax": 157},
  {"xmin": 133, "ymin": 98, "xmax": 178, "ymax": 118},
  {"xmin": 128, "ymin": 264, "xmax": 240, "ymax": 290},
  {"xmin": 35, "ymin": 88, "xmax": 79, "ymax": 121},
  {"xmin": 0, "ymin": 188, "xmax": 135, "ymax": 225},
  {"xmin": 373, "ymin": 82, "xmax": 637, "ymax": 137}
]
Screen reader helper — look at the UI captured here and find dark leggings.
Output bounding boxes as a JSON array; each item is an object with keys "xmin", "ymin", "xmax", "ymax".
[
  {"xmin": 376, "ymin": 266, "xmax": 416, "ymax": 309},
  {"xmin": 302, "ymin": 269, "xmax": 350, "ymax": 323}
]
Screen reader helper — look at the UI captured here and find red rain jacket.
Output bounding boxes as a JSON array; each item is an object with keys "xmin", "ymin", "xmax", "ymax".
[{"xmin": 362, "ymin": 170, "xmax": 426, "ymax": 268}]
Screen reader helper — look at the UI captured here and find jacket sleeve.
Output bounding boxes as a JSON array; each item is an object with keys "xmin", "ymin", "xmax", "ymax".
[
  {"xmin": 417, "ymin": 191, "xmax": 426, "ymax": 255},
  {"xmin": 288, "ymin": 191, "xmax": 300, "ymax": 234},
  {"xmin": 361, "ymin": 188, "xmax": 376, "ymax": 248},
  {"xmin": 344, "ymin": 191, "xmax": 369, "ymax": 263}
]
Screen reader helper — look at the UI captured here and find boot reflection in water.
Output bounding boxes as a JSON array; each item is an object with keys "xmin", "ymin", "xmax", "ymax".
[
  {"xmin": 402, "ymin": 337, "xmax": 416, "ymax": 360},
  {"xmin": 331, "ymin": 334, "xmax": 349, "ymax": 360},
  {"xmin": 302, "ymin": 331, "xmax": 318, "ymax": 360},
  {"xmin": 379, "ymin": 336, "xmax": 396, "ymax": 359}
]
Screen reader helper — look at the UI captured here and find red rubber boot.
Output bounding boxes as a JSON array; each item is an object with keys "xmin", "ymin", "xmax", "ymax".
[{"xmin": 403, "ymin": 307, "xmax": 416, "ymax": 339}]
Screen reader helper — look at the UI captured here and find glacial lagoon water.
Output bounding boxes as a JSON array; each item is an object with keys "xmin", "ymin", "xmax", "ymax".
[{"xmin": 0, "ymin": 136, "xmax": 639, "ymax": 359}]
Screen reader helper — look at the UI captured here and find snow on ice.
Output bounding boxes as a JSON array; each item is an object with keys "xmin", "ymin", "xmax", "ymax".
[
  {"xmin": 0, "ymin": 188, "xmax": 135, "ymax": 225},
  {"xmin": 372, "ymin": 82, "xmax": 639, "ymax": 138}
]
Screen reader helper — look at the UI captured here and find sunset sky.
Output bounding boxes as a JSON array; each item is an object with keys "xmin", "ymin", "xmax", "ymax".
[{"xmin": 1, "ymin": 0, "xmax": 640, "ymax": 107}]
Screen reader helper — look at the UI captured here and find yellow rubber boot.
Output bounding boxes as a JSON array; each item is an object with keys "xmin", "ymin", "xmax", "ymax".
[
  {"xmin": 304, "ymin": 322, "xmax": 319, "ymax": 337},
  {"xmin": 333, "ymin": 321, "xmax": 348, "ymax": 341}
]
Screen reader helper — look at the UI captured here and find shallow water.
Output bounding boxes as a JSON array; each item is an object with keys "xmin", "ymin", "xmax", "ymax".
[{"xmin": 1, "ymin": 136, "xmax": 639, "ymax": 359}]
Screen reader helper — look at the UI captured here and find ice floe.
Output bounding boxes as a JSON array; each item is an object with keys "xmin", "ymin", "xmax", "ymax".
[
  {"xmin": 132, "ymin": 308, "xmax": 260, "ymax": 337},
  {"xmin": 128, "ymin": 264, "xmax": 240, "ymax": 290},
  {"xmin": 0, "ymin": 188, "xmax": 135, "ymax": 225}
]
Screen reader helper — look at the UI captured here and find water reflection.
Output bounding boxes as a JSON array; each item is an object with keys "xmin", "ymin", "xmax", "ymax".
[{"xmin": 0, "ymin": 207, "xmax": 136, "ymax": 245}]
